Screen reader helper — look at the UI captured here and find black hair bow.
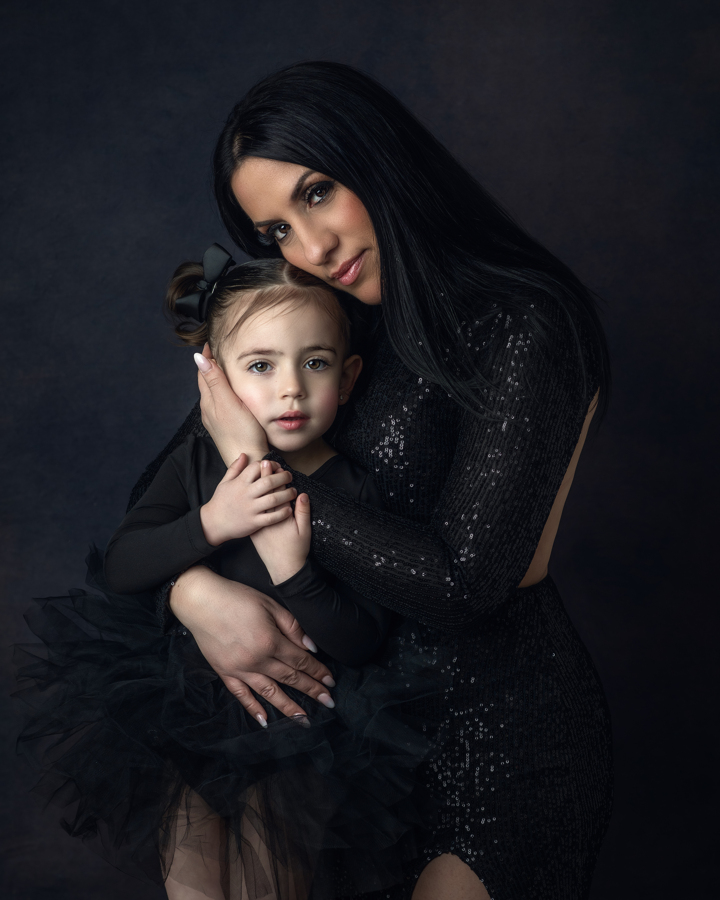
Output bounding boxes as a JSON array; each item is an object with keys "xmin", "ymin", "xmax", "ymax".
[{"xmin": 175, "ymin": 243, "xmax": 236, "ymax": 322}]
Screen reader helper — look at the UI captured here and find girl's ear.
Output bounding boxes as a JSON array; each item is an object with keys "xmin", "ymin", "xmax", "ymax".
[{"xmin": 338, "ymin": 355, "xmax": 363, "ymax": 404}]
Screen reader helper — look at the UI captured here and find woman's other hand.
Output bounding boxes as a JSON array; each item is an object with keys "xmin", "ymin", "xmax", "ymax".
[
  {"xmin": 195, "ymin": 344, "xmax": 268, "ymax": 465},
  {"xmin": 169, "ymin": 566, "xmax": 336, "ymax": 725},
  {"xmin": 200, "ymin": 454, "xmax": 296, "ymax": 546}
]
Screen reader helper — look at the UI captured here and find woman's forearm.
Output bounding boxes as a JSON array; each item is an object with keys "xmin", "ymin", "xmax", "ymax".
[{"xmin": 166, "ymin": 565, "xmax": 336, "ymax": 722}]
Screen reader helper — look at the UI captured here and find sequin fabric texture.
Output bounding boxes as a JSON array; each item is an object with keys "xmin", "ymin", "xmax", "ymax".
[{"xmin": 132, "ymin": 303, "xmax": 612, "ymax": 899}]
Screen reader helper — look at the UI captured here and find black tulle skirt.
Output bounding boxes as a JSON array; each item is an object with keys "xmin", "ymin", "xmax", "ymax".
[{"xmin": 14, "ymin": 551, "xmax": 445, "ymax": 899}]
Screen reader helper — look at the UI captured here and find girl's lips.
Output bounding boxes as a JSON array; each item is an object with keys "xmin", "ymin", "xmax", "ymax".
[
  {"xmin": 334, "ymin": 252, "xmax": 366, "ymax": 286},
  {"xmin": 274, "ymin": 414, "xmax": 309, "ymax": 431}
]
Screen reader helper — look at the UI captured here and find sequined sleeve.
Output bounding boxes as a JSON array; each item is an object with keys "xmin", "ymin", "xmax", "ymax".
[{"xmin": 268, "ymin": 306, "xmax": 595, "ymax": 633}]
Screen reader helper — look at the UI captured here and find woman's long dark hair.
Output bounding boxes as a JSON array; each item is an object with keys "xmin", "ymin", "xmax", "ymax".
[{"xmin": 213, "ymin": 61, "xmax": 610, "ymax": 418}]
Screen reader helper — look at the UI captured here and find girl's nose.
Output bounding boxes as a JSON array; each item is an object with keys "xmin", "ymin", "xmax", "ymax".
[{"xmin": 279, "ymin": 372, "xmax": 305, "ymax": 399}]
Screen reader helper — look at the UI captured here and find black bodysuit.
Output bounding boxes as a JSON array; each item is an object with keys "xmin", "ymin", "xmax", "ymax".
[
  {"xmin": 105, "ymin": 440, "xmax": 395, "ymax": 667},
  {"xmin": 130, "ymin": 302, "xmax": 613, "ymax": 899}
]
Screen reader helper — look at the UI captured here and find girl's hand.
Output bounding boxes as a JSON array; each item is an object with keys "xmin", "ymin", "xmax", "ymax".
[
  {"xmin": 169, "ymin": 566, "xmax": 336, "ymax": 724},
  {"xmin": 200, "ymin": 453, "xmax": 296, "ymax": 546},
  {"xmin": 251, "ymin": 476, "xmax": 312, "ymax": 584},
  {"xmin": 195, "ymin": 344, "xmax": 268, "ymax": 465}
]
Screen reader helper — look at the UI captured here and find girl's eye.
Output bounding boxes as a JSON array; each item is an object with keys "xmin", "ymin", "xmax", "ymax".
[
  {"xmin": 248, "ymin": 361, "xmax": 271, "ymax": 373},
  {"xmin": 304, "ymin": 358, "xmax": 328, "ymax": 371}
]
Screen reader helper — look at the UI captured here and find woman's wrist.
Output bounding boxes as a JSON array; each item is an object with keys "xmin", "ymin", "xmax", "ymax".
[
  {"xmin": 244, "ymin": 445, "xmax": 270, "ymax": 464},
  {"xmin": 168, "ymin": 565, "xmax": 217, "ymax": 626}
]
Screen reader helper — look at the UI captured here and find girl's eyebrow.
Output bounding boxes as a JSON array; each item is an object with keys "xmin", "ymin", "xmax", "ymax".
[
  {"xmin": 237, "ymin": 344, "xmax": 338, "ymax": 361},
  {"xmin": 252, "ymin": 170, "xmax": 318, "ymax": 228}
]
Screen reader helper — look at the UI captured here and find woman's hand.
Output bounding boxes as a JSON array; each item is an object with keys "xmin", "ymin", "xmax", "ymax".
[
  {"xmin": 169, "ymin": 566, "xmax": 336, "ymax": 725},
  {"xmin": 195, "ymin": 343, "xmax": 268, "ymax": 465}
]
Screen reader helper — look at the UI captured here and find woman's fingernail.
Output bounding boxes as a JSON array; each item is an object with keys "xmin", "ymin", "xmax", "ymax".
[
  {"xmin": 256, "ymin": 714, "xmax": 267, "ymax": 728},
  {"xmin": 194, "ymin": 352, "xmax": 212, "ymax": 373},
  {"xmin": 321, "ymin": 675, "xmax": 336, "ymax": 688},
  {"xmin": 299, "ymin": 494, "xmax": 308, "ymax": 504},
  {"xmin": 318, "ymin": 693, "xmax": 335, "ymax": 709},
  {"xmin": 292, "ymin": 714, "xmax": 311, "ymax": 728},
  {"xmin": 302, "ymin": 636, "xmax": 318, "ymax": 653}
]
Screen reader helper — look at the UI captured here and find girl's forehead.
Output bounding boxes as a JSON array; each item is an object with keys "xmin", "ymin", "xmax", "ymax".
[{"xmin": 227, "ymin": 298, "xmax": 343, "ymax": 352}]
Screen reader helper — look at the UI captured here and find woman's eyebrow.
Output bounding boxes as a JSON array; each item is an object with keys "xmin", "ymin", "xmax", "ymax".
[
  {"xmin": 252, "ymin": 169, "xmax": 317, "ymax": 228},
  {"xmin": 290, "ymin": 169, "xmax": 317, "ymax": 201}
]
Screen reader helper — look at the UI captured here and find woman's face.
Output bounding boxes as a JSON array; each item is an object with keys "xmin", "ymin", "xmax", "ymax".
[{"xmin": 231, "ymin": 158, "xmax": 382, "ymax": 305}]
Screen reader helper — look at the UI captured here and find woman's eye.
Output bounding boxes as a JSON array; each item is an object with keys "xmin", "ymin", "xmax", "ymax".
[
  {"xmin": 249, "ymin": 361, "xmax": 271, "ymax": 373},
  {"xmin": 267, "ymin": 223, "xmax": 291, "ymax": 243},
  {"xmin": 305, "ymin": 181, "xmax": 334, "ymax": 207},
  {"xmin": 304, "ymin": 358, "xmax": 328, "ymax": 371}
]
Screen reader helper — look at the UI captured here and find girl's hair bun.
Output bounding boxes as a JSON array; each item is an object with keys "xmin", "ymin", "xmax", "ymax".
[{"xmin": 164, "ymin": 261, "xmax": 210, "ymax": 347}]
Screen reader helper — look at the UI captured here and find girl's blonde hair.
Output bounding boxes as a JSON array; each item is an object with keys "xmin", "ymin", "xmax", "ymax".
[{"xmin": 165, "ymin": 258, "xmax": 351, "ymax": 363}]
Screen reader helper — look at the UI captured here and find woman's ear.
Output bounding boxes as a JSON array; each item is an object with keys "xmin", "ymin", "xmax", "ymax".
[{"xmin": 338, "ymin": 354, "xmax": 363, "ymax": 404}]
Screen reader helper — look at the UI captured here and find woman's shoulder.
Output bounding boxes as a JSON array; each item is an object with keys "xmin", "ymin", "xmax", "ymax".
[{"xmin": 475, "ymin": 293, "xmax": 603, "ymax": 400}]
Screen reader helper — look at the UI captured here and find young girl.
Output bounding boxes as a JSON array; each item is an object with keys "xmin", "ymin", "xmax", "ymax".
[{"xmin": 17, "ymin": 246, "xmax": 441, "ymax": 900}]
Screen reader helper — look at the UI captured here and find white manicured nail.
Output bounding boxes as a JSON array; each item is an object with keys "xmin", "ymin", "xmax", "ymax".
[
  {"xmin": 302, "ymin": 636, "xmax": 318, "ymax": 653},
  {"xmin": 194, "ymin": 353, "xmax": 211, "ymax": 373}
]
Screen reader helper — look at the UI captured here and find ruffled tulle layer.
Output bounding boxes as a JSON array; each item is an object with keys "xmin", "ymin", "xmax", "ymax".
[{"xmin": 14, "ymin": 550, "xmax": 445, "ymax": 899}]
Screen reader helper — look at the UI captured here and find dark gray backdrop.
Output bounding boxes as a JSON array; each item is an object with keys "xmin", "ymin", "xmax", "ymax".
[{"xmin": 1, "ymin": 0, "xmax": 717, "ymax": 897}]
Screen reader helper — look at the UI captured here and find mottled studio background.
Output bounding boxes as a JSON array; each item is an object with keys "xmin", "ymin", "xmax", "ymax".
[{"xmin": 1, "ymin": 0, "xmax": 718, "ymax": 897}]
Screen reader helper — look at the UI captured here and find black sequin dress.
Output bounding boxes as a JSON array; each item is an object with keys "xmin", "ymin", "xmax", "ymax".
[{"xmin": 134, "ymin": 302, "xmax": 613, "ymax": 899}]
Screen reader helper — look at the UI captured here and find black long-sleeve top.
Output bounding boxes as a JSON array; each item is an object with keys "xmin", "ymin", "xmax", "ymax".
[
  {"xmin": 129, "ymin": 300, "xmax": 599, "ymax": 636},
  {"xmin": 105, "ymin": 436, "xmax": 394, "ymax": 666}
]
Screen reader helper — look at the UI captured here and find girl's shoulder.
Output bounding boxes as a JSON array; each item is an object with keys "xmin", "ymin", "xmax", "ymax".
[
  {"xmin": 309, "ymin": 454, "xmax": 385, "ymax": 509},
  {"xmin": 165, "ymin": 433, "xmax": 225, "ymax": 482}
]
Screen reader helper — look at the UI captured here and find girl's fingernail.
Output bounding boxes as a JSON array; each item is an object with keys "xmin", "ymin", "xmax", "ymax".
[
  {"xmin": 318, "ymin": 693, "xmax": 335, "ymax": 709},
  {"xmin": 256, "ymin": 714, "xmax": 267, "ymax": 728},
  {"xmin": 292, "ymin": 714, "xmax": 311, "ymax": 728},
  {"xmin": 321, "ymin": 675, "xmax": 336, "ymax": 688},
  {"xmin": 299, "ymin": 494, "xmax": 308, "ymax": 504},
  {"xmin": 194, "ymin": 353, "xmax": 212, "ymax": 373},
  {"xmin": 302, "ymin": 636, "xmax": 318, "ymax": 653}
]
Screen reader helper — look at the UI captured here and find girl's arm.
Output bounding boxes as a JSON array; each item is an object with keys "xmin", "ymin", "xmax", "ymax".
[
  {"xmin": 250, "ymin": 486, "xmax": 394, "ymax": 667},
  {"xmin": 104, "ymin": 443, "xmax": 294, "ymax": 594}
]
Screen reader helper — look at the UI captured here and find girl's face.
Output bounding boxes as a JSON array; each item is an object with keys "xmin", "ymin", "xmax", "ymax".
[
  {"xmin": 221, "ymin": 297, "xmax": 362, "ymax": 457},
  {"xmin": 231, "ymin": 158, "xmax": 382, "ymax": 306}
]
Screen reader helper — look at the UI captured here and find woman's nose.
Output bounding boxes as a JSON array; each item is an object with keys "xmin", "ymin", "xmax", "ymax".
[{"xmin": 297, "ymin": 223, "xmax": 338, "ymax": 268}]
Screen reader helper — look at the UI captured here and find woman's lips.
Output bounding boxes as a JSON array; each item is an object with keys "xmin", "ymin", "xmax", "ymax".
[
  {"xmin": 274, "ymin": 413, "xmax": 309, "ymax": 431},
  {"xmin": 333, "ymin": 251, "xmax": 366, "ymax": 286}
]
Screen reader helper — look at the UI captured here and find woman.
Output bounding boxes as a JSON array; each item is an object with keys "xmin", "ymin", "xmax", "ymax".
[{"xmin": 134, "ymin": 61, "xmax": 613, "ymax": 899}]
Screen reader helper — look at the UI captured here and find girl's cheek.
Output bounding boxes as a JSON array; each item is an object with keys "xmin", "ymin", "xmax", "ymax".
[{"xmin": 318, "ymin": 387, "xmax": 342, "ymax": 421}]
